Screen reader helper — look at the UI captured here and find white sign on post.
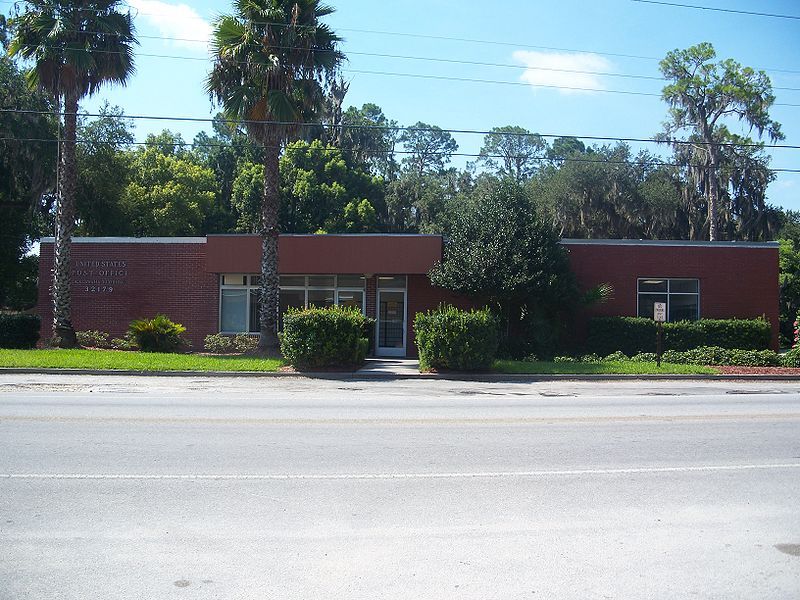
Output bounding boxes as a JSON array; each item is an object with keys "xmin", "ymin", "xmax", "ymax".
[{"xmin": 654, "ymin": 302, "xmax": 667, "ymax": 323}]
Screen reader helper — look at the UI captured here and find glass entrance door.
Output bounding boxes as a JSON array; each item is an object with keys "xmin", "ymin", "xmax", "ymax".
[{"xmin": 377, "ymin": 290, "xmax": 406, "ymax": 356}]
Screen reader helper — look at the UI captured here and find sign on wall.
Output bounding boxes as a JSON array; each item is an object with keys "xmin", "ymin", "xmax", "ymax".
[{"xmin": 71, "ymin": 259, "xmax": 128, "ymax": 294}]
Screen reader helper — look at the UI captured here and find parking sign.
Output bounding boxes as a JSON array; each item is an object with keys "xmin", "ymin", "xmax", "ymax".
[{"xmin": 654, "ymin": 302, "xmax": 666, "ymax": 322}]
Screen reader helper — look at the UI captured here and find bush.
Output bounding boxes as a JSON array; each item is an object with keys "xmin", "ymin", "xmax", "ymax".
[
  {"xmin": 76, "ymin": 330, "xmax": 111, "ymax": 349},
  {"xmin": 232, "ymin": 333, "xmax": 258, "ymax": 353},
  {"xmin": 280, "ymin": 305, "xmax": 370, "ymax": 369},
  {"xmin": 0, "ymin": 313, "xmax": 40, "ymax": 348},
  {"xmin": 630, "ymin": 352, "xmax": 658, "ymax": 363},
  {"xmin": 586, "ymin": 317, "xmax": 772, "ymax": 356},
  {"xmin": 204, "ymin": 333, "xmax": 233, "ymax": 354},
  {"xmin": 781, "ymin": 347, "xmax": 800, "ymax": 368},
  {"xmin": 660, "ymin": 346, "xmax": 780, "ymax": 367},
  {"xmin": 203, "ymin": 333, "xmax": 258, "ymax": 354},
  {"xmin": 603, "ymin": 351, "xmax": 628, "ymax": 362},
  {"xmin": 553, "ymin": 355, "xmax": 578, "ymax": 363},
  {"xmin": 128, "ymin": 314, "xmax": 186, "ymax": 353},
  {"xmin": 414, "ymin": 305, "xmax": 499, "ymax": 371},
  {"xmin": 109, "ymin": 335, "xmax": 137, "ymax": 351}
]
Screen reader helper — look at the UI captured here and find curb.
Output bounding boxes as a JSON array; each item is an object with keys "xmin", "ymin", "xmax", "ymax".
[{"xmin": 3, "ymin": 367, "xmax": 800, "ymax": 382}]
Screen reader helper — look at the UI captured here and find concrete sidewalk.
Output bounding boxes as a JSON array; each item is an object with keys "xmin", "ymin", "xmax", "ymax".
[{"xmin": 356, "ymin": 357, "xmax": 422, "ymax": 375}]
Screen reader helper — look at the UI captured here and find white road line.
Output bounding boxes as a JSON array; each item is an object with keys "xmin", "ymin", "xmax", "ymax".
[
  {"xmin": 2, "ymin": 413, "xmax": 800, "ymax": 425},
  {"xmin": 3, "ymin": 463, "xmax": 800, "ymax": 481}
]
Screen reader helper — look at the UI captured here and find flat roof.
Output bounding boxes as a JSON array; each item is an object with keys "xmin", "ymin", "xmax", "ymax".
[
  {"xmin": 40, "ymin": 237, "xmax": 207, "ymax": 244},
  {"xmin": 561, "ymin": 238, "xmax": 779, "ymax": 249},
  {"xmin": 40, "ymin": 235, "xmax": 778, "ymax": 249}
]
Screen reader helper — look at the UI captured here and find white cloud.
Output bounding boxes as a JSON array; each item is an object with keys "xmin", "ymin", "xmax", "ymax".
[
  {"xmin": 128, "ymin": 0, "xmax": 211, "ymax": 52},
  {"xmin": 512, "ymin": 51, "xmax": 612, "ymax": 94}
]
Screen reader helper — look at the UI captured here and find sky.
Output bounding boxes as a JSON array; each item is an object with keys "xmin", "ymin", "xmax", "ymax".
[{"xmin": 4, "ymin": 0, "xmax": 800, "ymax": 209}]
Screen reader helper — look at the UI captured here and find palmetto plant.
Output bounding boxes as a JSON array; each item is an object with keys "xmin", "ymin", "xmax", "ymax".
[
  {"xmin": 9, "ymin": 0, "xmax": 136, "ymax": 347},
  {"xmin": 206, "ymin": 0, "xmax": 343, "ymax": 351}
]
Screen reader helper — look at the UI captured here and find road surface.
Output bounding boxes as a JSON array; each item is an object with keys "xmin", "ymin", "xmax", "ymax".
[{"xmin": 1, "ymin": 374, "xmax": 799, "ymax": 599}]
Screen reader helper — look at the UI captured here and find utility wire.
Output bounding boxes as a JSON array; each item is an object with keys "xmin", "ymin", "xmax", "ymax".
[
  {"xmin": 632, "ymin": 0, "xmax": 800, "ymax": 20},
  {"xmin": 1, "ymin": 107, "xmax": 797, "ymax": 150},
  {"xmin": 2, "ymin": 137, "xmax": 798, "ymax": 173},
  {"xmin": 2, "ymin": 0, "xmax": 799, "ymax": 75},
  {"xmin": 8, "ymin": 43, "xmax": 800, "ymax": 106},
  {"xmin": 15, "ymin": 32, "xmax": 800, "ymax": 92}
]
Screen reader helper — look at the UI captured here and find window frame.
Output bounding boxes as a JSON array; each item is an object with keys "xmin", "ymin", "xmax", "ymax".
[
  {"xmin": 219, "ymin": 274, "xmax": 367, "ymax": 334},
  {"xmin": 636, "ymin": 277, "xmax": 700, "ymax": 322}
]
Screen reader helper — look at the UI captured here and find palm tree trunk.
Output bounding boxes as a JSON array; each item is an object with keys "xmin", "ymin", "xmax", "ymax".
[
  {"xmin": 257, "ymin": 131, "xmax": 281, "ymax": 352},
  {"xmin": 51, "ymin": 92, "xmax": 78, "ymax": 348}
]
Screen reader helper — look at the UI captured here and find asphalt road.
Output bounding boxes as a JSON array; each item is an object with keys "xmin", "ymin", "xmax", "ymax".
[{"xmin": 1, "ymin": 374, "xmax": 799, "ymax": 599}]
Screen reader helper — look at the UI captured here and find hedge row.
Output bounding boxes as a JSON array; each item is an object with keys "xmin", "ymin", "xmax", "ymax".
[
  {"xmin": 561, "ymin": 346, "xmax": 800, "ymax": 368},
  {"xmin": 0, "ymin": 313, "xmax": 41, "ymax": 348},
  {"xmin": 586, "ymin": 317, "xmax": 772, "ymax": 356},
  {"xmin": 414, "ymin": 305, "xmax": 499, "ymax": 371}
]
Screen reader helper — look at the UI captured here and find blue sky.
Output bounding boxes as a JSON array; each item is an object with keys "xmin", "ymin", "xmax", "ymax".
[{"xmin": 6, "ymin": 0, "xmax": 800, "ymax": 209}]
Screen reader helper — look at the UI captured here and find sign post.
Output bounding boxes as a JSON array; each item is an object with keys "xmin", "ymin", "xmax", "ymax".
[{"xmin": 653, "ymin": 302, "xmax": 666, "ymax": 367}]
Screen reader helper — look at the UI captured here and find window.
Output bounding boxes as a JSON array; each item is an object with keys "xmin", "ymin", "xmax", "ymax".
[
  {"xmin": 377, "ymin": 275, "xmax": 407, "ymax": 289},
  {"xmin": 220, "ymin": 274, "xmax": 366, "ymax": 333},
  {"xmin": 637, "ymin": 278, "xmax": 699, "ymax": 321},
  {"xmin": 220, "ymin": 275, "xmax": 261, "ymax": 333}
]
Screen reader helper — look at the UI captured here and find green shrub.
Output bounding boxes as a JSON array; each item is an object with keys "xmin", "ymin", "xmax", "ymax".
[
  {"xmin": 0, "ymin": 313, "xmax": 40, "ymax": 349},
  {"xmin": 109, "ymin": 336, "xmax": 137, "ymax": 351},
  {"xmin": 659, "ymin": 346, "xmax": 780, "ymax": 367},
  {"xmin": 414, "ymin": 305, "xmax": 499, "ymax": 371},
  {"xmin": 232, "ymin": 333, "xmax": 258, "ymax": 353},
  {"xmin": 579, "ymin": 353, "xmax": 602, "ymax": 363},
  {"xmin": 630, "ymin": 352, "xmax": 658, "ymax": 362},
  {"xmin": 204, "ymin": 333, "xmax": 233, "ymax": 354},
  {"xmin": 603, "ymin": 351, "xmax": 628, "ymax": 362},
  {"xmin": 553, "ymin": 355, "xmax": 578, "ymax": 363},
  {"xmin": 128, "ymin": 314, "xmax": 186, "ymax": 353},
  {"xmin": 76, "ymin": 330, "xmax": 111, "ymax": 349},
  {"xmin": 280, "ymin": 305, "xmax": 370, "ymax": 369},
  {"xmin": 781, "ymin": 348, "xmax": 800, "ymax": 368},
  {"xmin": 586, "ymin": 316, "xmax": 772, "ymax": 355},
  {"xmin": 204, "ymin": 333, "xmax": 258, "ymax": 354}
]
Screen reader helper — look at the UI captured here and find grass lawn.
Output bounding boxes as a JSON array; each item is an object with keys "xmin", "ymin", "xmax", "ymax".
[
  {"xmin": 0, "ymin": 349, "xmax": 284, "ymax": 372},
  {"xmin": 493, "ymin": 359, "xmax": 718, "ymax": 375}
]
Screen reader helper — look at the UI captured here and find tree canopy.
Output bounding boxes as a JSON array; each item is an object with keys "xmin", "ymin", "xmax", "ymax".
[{"xmin": 659, "ymin": 42, "xmax": 783, "ymax": 240}]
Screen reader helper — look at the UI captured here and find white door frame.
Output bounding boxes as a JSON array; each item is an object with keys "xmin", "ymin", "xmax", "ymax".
[{"xmin": 376, "ymin": 288, "xmax": 407, "ymax": 357}]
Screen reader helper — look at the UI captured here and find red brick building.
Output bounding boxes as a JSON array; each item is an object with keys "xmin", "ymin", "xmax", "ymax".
[{"xmin": 37, "ymin": 235, "xmax": 780, "ymax": 355}]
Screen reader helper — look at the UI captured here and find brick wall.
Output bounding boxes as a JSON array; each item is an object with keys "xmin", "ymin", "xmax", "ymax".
[
  {"xmin": 564, "ymin": 242, "xmax": 780, "ymax": 349},
  {"xmin": 36, "ymin": 238, "xmax": 780, "ymax": 355},
  {"xmin": 37, "ymin": 241, "xmax": 218, "ymax": 348}
]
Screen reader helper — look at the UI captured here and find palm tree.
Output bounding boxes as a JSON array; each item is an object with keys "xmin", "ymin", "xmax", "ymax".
[
  {"xmin": 9, "ymin": 0, "xmax": 136, "ymax": 347},
  {"xmin": 206, "ymin": 0, "xmax": 343, "ymax": 351}
]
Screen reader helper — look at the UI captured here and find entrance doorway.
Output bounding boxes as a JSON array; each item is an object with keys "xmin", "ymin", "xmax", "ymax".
[{"xmin": 376, "ymin": 289, "xmax": 406, "ymax": 356}]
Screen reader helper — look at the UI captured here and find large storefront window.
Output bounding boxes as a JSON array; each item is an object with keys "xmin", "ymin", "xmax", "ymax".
[
  {"xmin": 219, "ymin": 274, "xmax": 366, "ymax": 333},
  {"xmin": 637, "ymin": 278, "xmax": 700, "ymax": 321}
]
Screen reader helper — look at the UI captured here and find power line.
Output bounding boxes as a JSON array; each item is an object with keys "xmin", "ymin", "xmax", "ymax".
[
  {"xmin": 3, "ymin": 0, "xmax": 800, "ymax": 75},
  {"xmin": 631, "ymin": 0, "xmax": 800, "ymax": 20},
  {"xmin": 1, "ymin": 107, "xmax": 797, "ymax": 150},
  {"xmin": 3, "ymin": 135, "xmax": 798, "ymax": 172},
  {"xmin": 19, "ymin": 31, "xmax": 800, "ymax": 92},
  {"xmin": 9, "ymin": 43, "xmax": 800, "ymax": 106}
]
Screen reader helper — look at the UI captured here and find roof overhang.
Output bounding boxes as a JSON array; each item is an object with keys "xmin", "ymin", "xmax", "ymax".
[{"xmin": 206, "ymin": 234, "xmax": 443, "ymax": 274}]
